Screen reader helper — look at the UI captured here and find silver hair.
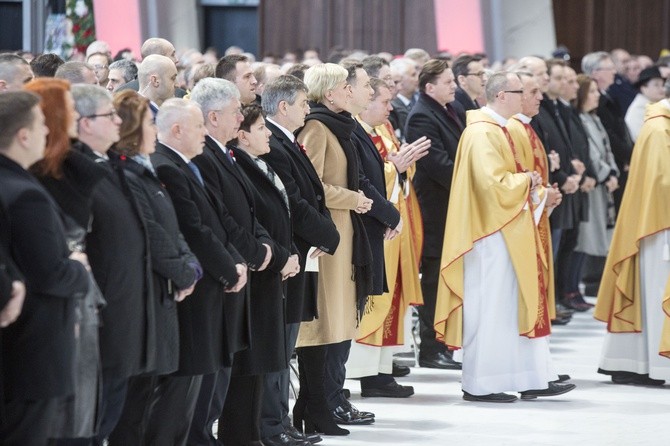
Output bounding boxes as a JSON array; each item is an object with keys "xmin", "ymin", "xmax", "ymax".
[
  {"xmin": 581, "ymin": 51, "xmax": 611, "ymax": 76},
  {"xmin": 155, "ymin": 98, "xmax": 201, "ymax": 136},
  {"xmin": 189, "ymin": 77, "xmax": 240, "ymax": 118},
  {"xmin": 389, "ymin": 57, "xmax": 416, "ymax": 76},
  {"xmin": 261, "ymin": 75, "xmax": 308, "ymax": 116},
  {"xmin": 0, "ymin": 54, "xmax": 29, "ymax": 83},
  {"xmin": 55, "ymin": 61, "xmax": 95, "ymax": 84},
  {"xmin": 71, "ymin": 84, "xmax": 112, "ymax": 118},
  {"xmin": 109, "ymin": 59, "xmax": 138, "ymax": 83}
]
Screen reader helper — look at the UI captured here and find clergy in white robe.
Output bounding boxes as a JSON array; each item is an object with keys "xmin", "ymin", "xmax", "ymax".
[
  {"xmin": 595, "ymin": 98, "xmax": 670, "ymax": 384},
  {"xmin": 434, "ymin": 72, "xmax": 565, "ymax": 399}
]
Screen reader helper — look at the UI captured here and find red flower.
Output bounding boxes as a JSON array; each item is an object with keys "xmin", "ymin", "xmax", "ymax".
[{"xmin": 72, "ymin": 24, "xmax": 81, "ymax": 33}]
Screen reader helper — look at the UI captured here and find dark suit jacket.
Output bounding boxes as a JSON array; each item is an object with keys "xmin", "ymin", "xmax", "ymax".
[
  {"xmin": 111, "ymin": 153, "xmax": 200, "ymax": 375},
  {"xmin": 405, "ymin": 93, "xmax": 463, "ymax": 258},
  {"xmin": 0, "ymin": 154, "xmax": 88, "ymax": 400},
  {"xmin": 192, "ymin": 135, "xmax": 272, "ymax": 271},
  {"xmin": 72, "ymin": 141, "xmax": 151, "ymax": 378},
  {"xmin": 389, "ymin": 96, "xmax": 412, "ymax": 141},
  {"xmin": 232, "ymin": 149, "xmax": 295, "ymax": 375},
  {"xmin": 454, "ymin": 87, "xmax": 479, "ymax": 123},
  {"xmin": 531, "ymin": 98, "xmax": 577, "ymax": 230},
  {"xmin": 352, "ymin": 121, "xmax": 400, "ymax": 294},
  {"xmin": 0, "ymin": 201, "xmax": 22, "ymax": 309},
  {"xmin": 152, "ymin": 143, "xmax": 248, "ymax": 374},
  {"xmin": 607, "ymin": 74, "xmax": 637, "ymax": 115},
  {"xmin": 262, "ymin": 120, "xmax": 339, "ymax": 322}
]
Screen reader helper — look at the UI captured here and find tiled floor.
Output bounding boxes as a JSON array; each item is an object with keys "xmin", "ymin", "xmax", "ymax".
[{"xmin": 317, "ymin": 300, "xmax": 669, "ymax": 446}]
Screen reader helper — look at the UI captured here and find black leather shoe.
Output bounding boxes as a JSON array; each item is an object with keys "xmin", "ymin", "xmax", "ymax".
[
  {"xmin": 520, "ymin": 382, "xmax": 576, "ymax": 399},
  {"xmin": 361, "ymin": 381, "xmax": 414, "ymax": 398},
  {"xmin": 392, "ymin": 362, "xmax": 411, "ymax": 377},
  {"xmin": 285, "ymin": 425, "xmax": 322, "ymax": 444},
  {"xmin": 551, "ymin": 315, "xmax": 572, "ymax": 326},
  {"xmin": 332, "ymin": 404, "xmax": 375, "ymax": 425},
  {"xmin": 611, "ymin": 371, "xmax": 666, "ymax": 386},
  {"xmin": 418, "ymin": 351, "xmax": 462, "ymax": 370},
  {"xmin": 342, "ymin": 388, "xmax": 350, "ymax": 399},
  {"xmin": 462, "ymin": 391, "xmax": 517, "ymax": 403},
  {"xmin": 550, "ymin": 374, "xmax": 571, "ymax": 383},
  {"xmin": 555, "ymin": 302, "xmax": 575, "ymax": 317},
  {"xmin": 263, "ymin": 432, "xmax": 309, "ymax": 446}
]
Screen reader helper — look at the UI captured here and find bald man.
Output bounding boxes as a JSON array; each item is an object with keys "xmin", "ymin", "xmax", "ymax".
[{"xmin": 138, "ymin": 55, "xmax": 178, "ymax": 114}]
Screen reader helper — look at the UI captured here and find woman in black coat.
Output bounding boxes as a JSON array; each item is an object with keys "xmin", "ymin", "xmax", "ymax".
[
  {"xmin": 26, "ymin": 77, "xmax": 107, "ymax": 444},
  {"xmin": 106, "ymin": 90, "xmax": 202, "ymax": 445},
  {"xmin": 218, "ymin": 104, "xmax": 300, "ymax": 445}
]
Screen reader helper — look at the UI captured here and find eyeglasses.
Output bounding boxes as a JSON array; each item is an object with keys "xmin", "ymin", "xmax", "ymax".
[
  {"xmin": 92, "ymin": 64, "xmax": 108, "ymax": 70},
  {"xmin": 502, "ymin": 90, "xmax": 524, "ymax": 94},
  {"xmin": 81, "ymin": 109, "xmax": 118, "ymax": 120},
  {"xmin": 466, "ymin": 72, "xmax": 485, "ymax": 78}
]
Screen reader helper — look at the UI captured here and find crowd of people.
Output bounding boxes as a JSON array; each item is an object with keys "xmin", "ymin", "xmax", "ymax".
[{"xmin": 0, "ymin": 37, "xmax": 669, "ymax": 446}]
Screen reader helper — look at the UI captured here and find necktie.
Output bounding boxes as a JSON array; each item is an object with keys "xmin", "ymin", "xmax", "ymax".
[
  {"xmin": 255, "ymin": 158, "xmax": 290, "ymax": 215},
  {"xmin": 553, "ymin": 101, "xmax": 570, "ymax": 142},
  {"xmin": 187, "ymin": 162, "xmax": 205, "ymax": 187},
  {"xmin": 445, "ymin": 104, "xmax": 464, "ymax": 131}
]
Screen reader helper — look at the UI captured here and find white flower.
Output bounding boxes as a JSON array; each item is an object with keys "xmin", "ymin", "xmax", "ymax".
[{"xmin": 74, "ymin": 0, "xmax": 88, "ymax": 17}]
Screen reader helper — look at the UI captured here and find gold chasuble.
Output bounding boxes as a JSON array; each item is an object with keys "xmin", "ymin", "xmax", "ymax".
[
  {"xmin": 594, "ymin": 101, "xmax": 670, "ymax": 358},
  {"xmin": 355, "ymin": 119, "xmax": 424, "ymax": 346},
  {"xmin": 507, "ymin": 115, "xmax": 557, "ymax": 321},
  {"xmin": 433, "ymin": 110, "xmax": 549, "ymax": 349}
]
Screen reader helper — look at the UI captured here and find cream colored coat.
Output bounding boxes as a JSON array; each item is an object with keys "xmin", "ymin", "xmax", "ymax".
[{"xmin": 296, "ymin": 119, "xmax": 360, "ymax": 346}]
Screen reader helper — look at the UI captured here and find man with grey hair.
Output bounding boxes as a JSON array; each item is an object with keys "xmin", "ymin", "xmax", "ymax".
[
  {"xmin": 260, "ymin": 74, "xmax": 340, "ymax": 445},
  {"xmin": 0, "ymin": 53, "xmax": 34, "ymax": 91},
  {"xmin": 434, "ymin": 71, "xmax": 575, "ymax": 403},
  {"xmin": 148, "ymin": 98, "xmax": 247, "ymax": 445},
  {"xmin": 187, "ymin": 77, "xmax": 271, "ymax": 446},
  {"xmin": 106, "ymin": 59, "xmax": 138, "ymax": 92},
  {"xmin": 85, "ymin": 40, "xmax": 112, "ymax": 59},
  {"xmin": 71, "ymin": 85, "xmax": 151, "ymax": 443},
  {"xmin": 138, "ymin": 54, "xmax": 178, "ymax": 114},
  {"xmin": 55, "ymin": 61, "xmax": 98, "ymax": 85},
  {"xmin": 389, "ymin": 57, "xmax": 419, "ymax": 140}
]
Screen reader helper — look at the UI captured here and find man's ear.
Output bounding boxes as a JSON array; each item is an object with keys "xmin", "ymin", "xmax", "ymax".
[{"xmin": 0, "ymin": 80, "xmax": 7, "ymax": 91}]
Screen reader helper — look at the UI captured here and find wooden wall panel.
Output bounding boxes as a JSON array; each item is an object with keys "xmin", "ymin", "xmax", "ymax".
[
  {"xmin": 553, "ymin": 0, "xmax": 670, "ymax": 70},
  {"xmin": 258, "ymin": 0, "xmax": 436, "ymax": 59}
]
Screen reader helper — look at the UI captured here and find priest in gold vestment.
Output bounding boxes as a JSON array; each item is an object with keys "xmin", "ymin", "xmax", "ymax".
[
  {"xmin": 346, "ymin": 78, "xmax": 429, "ymax": 397},
  {"xmin": 594, "ymin": 98, "xmax": 670, "ymax": 386},
  {"xmin": 433, "ymin": 72, "xmax": 574, "ymax": 402}
]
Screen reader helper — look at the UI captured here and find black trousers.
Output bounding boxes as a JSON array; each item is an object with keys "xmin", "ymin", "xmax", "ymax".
[
  {"xmin": 0, "ymin": 397, "xmax": 59, "ymax": 445},
  {"xmin": 93, "ymin": 373, "xmax": 128, "ymax": 445},
  {"xmin": 219, "ymin": 374, "xmax": 264, "ymax": 445},
  {"xmin": 418, "ymin": 256, "xmax": 446, "ymax": 357},
  {"xmin": 259, "ymin": 322, "xmax": 300, "ymax": 439},
  {"xmin": 108, "ymin": 373, "xmax": 201, "ymax": 446},
  {"xmin": 554, "ymin": 226, "xmax": 579, "ymax": 299},
  {"xmin": 323, "ymin": 340, "xmax": 351, "ymax": 410},
  {"xmin": 187, "ymin": 367, "xmax": 231, "ymax": 446}
]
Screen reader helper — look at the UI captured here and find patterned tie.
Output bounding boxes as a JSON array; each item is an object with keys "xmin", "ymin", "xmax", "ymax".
[
  {"xmin": 187, "ymin": 162, "xmax": 205, "ymax": 187},
  {"xmin": 445, "ymin": 104, "xmax": 464, "ymax": 131},
  {"xmin": 254, "ymin": 157, "xmax": 290, "ymax": 215}
]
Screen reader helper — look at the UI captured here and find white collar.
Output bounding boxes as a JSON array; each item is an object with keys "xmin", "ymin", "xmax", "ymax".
[
  {"xmin": 266, "ymin": 117, "xmax": 295, "ymax": 143},
  {"xmin": 481, "ymin": 106, "xmax": 509, "ymax": 126},
  {"xmin": 514, "ymin": 113, "xmax": 532, "ymax": 124},
  {"xmin": 396, "ymin": 94, "xmax": 412, "ymax": 106},
  {"xmin": 160, "ymin": 141, "xmax": 191, "ymax": 164}
]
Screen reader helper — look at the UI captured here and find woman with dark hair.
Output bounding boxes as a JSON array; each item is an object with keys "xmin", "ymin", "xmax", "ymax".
[
  {"xmin": 293, "ymin": 63, "xmax": 374, "ymax": 436},
  {"xmin": 25, "ymin": 77, "xmax": 106, "ymax": 445},
  {"xmin": 571, "ymin": 75, "xmax": 620, "ymax": 301},
  {"xmin": 216, "ymin": 103, "xmax": 299, "ymax": 445},
  {"xmin": 106, "ymin": 89, "xmax": 202, "ymax": 445}
]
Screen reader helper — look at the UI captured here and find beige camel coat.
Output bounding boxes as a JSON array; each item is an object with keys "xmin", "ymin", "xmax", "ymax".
[{"xmin": 296, "ymin": 119, "xmax": 360, "ymax": 346}]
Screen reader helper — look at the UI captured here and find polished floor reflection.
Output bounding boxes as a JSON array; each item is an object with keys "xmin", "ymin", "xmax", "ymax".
[{"xmin": 317, "ymin": 299, "xmax": 669, "ymax": 446}]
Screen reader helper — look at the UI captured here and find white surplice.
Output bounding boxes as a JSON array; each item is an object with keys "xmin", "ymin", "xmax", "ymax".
[{"xmin": 599, "ymin": 230, "xmax": 670, "ymax": 380}]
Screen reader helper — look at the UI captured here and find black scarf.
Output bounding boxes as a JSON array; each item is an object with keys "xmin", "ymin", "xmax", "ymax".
[{"xmin": 301, "ymin": 102, "xmax": 373, "ymax": 320}]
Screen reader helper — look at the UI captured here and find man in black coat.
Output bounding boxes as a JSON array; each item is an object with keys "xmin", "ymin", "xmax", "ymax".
[
  {"xmin": 405, "ymin": 59, "xmax": 464, "ymax": 370},
  {"xmin": 389, "ymin": 57, "xmax": 420, "ymax": 141},
  {"xmin": 451, "ymin": 54, "xmax": 484, "ymax": 123},
  {"xmin": 325, "ymin": 62, "xmax": 400, "ymax": 420},
  {"xmin": 150, "ymin": 98, "xmax": 247, "ymax": 445},
  {"xmin": 71, "ymin": 84, "xmax": 152, "ymax": 443},
  {"xmin": 260, "ymin": 75, "xmax": 340, "ymax": 445},
  {"xmin": 0, "ymin": 92, "xmax": 88, "ymax": 445},
  {"xmin": 188, "ymin": 77, "xmax": 277, "ymax": 445}
]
